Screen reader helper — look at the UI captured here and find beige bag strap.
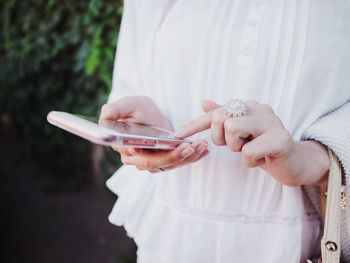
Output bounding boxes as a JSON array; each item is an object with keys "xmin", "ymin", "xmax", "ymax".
[{"xmin": 321, "ymin": 149, "xmax": 343, "ymax": 263}]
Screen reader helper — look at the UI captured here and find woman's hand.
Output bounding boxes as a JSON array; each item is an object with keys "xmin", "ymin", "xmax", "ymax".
[
  {"xmin": 176, "ymin": 100, "xmax": 329, "ymax": 186},
  {"xmin": 100, "ymin": 96, "xmax": 209, "ymax": 173}
]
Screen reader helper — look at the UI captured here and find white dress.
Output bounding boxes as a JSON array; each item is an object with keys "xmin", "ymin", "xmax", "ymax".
[{"xmin": 106, "ymin": 1, "xmax": 350, "ymax": 262}]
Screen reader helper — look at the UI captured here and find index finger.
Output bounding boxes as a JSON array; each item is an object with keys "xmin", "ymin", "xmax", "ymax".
[{"xmin": 175, "ymin": 112, "xmax": 213, "ymax": 138}]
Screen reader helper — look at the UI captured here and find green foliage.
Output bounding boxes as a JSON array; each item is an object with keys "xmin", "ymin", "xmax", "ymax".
[{"xmin": 0, "ymin": 0, "xmax": 123, "ymax": 190}]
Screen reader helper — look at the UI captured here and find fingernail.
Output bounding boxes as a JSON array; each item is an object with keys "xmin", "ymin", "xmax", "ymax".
[
  {"xmin": 196, "ymin": 144, "xmax": 207, "ymax": 154},
  {"xmin": 128, "ymin": 148, "xmax": 139, "ymax": 156},
  {"xmin": 201, "ymin": 150, "xmax": 209, "ymax": 157},
  {"xmin": 174, "ymin": 130, "xmax": 184, "ymax": 138},
  {"xmin": 181, "ymin": 147, "xmax": 194, "ymax": 158},
  {"xmin": 175, "ymin": 126, "xmax": 187, "ymax": 137}
]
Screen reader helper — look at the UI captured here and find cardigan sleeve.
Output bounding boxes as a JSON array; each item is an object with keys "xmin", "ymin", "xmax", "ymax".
[
  {"xmin": 301, "ymin": 101, "xmax": 350, "ymax": 261},
  {"xmin": 301, "ymin": 101, "xmax": 350, "ymax": 181}
]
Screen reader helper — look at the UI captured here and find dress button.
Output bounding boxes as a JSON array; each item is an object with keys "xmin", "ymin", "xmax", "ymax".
[
  {"xmin": 241, "ymin": 46, "xmax": 255, "ymax": 56},
  {"xmin": 253, "ymin": 0, "xmax": 264, "ymax": 6},
  {"xmin": 247, "ymin": 20, "xmax": 260, "ymax": 27}
]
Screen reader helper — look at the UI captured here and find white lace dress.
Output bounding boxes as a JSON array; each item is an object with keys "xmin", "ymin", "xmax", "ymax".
[{"xmin": 106, "ymin": 1, "xmax": 350, "ymax": 262}]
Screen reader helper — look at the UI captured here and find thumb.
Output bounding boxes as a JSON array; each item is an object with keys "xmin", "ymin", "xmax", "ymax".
[
  {"xmin": 100, "ymin": 98, "xmax": 134, "ymax": 120},
  {"xmin": 202, "ymin": 100, "xmax": 221, "ymax": 113}
]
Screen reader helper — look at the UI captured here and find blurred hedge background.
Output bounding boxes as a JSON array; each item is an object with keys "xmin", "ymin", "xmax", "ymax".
[
  {"xmin": 0, "ymin": 1, "xmax": 137, "ymax": 262},
  {"xmin": 0, "ymin": 0, "xmax": 123, "ymax": 190}
]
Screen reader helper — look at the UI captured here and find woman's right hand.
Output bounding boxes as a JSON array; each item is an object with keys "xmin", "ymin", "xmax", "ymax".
[{"xmin": 100, "ymin": 96, "xmax": 209, "ymax": 173}]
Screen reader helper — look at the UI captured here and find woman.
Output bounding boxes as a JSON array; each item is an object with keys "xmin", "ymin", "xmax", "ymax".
[{"xmin": 100, "ymin": 1, "xmax": 350, "ymax": 262}]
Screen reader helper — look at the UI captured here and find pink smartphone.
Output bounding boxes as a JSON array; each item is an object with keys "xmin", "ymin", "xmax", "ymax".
[{"xmin": 47, "ymin": 111, "xmax": 190, "ymax": 150}]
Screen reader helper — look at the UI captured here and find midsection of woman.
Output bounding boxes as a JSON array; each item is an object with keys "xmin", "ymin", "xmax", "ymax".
[{"xmin": 106, "ymin": 0, "xmax": 350, "ymax": 262}]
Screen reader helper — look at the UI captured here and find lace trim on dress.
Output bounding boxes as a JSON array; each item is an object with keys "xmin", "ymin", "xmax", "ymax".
[{"xmin": 159, "ymin": 193, "xmax": 320, "ymax": 226}]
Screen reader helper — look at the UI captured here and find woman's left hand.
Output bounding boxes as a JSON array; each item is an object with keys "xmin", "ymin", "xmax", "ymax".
[{"xmin": 176, "ymin": 100, "xmax": 329, "ymax": 187}]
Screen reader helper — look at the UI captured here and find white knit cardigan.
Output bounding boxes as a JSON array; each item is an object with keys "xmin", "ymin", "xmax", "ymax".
[{"xmin": 302, "ymin": 102, "xmax": 350, "ymax": 261}]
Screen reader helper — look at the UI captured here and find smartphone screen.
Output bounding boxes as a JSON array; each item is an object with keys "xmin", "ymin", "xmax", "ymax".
[
  {"xmin": 48, "ymin": 111, "xmax": 187, "ymax": 149},
  {"xmin": 76, "ymin": 115, "xmax": 177, "ymax": 140}
]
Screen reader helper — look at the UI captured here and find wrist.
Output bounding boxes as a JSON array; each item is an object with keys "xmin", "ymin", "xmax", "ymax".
[{"xmin": 297, "ymin": 140, "xmax": 329, "ymax": 187}]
